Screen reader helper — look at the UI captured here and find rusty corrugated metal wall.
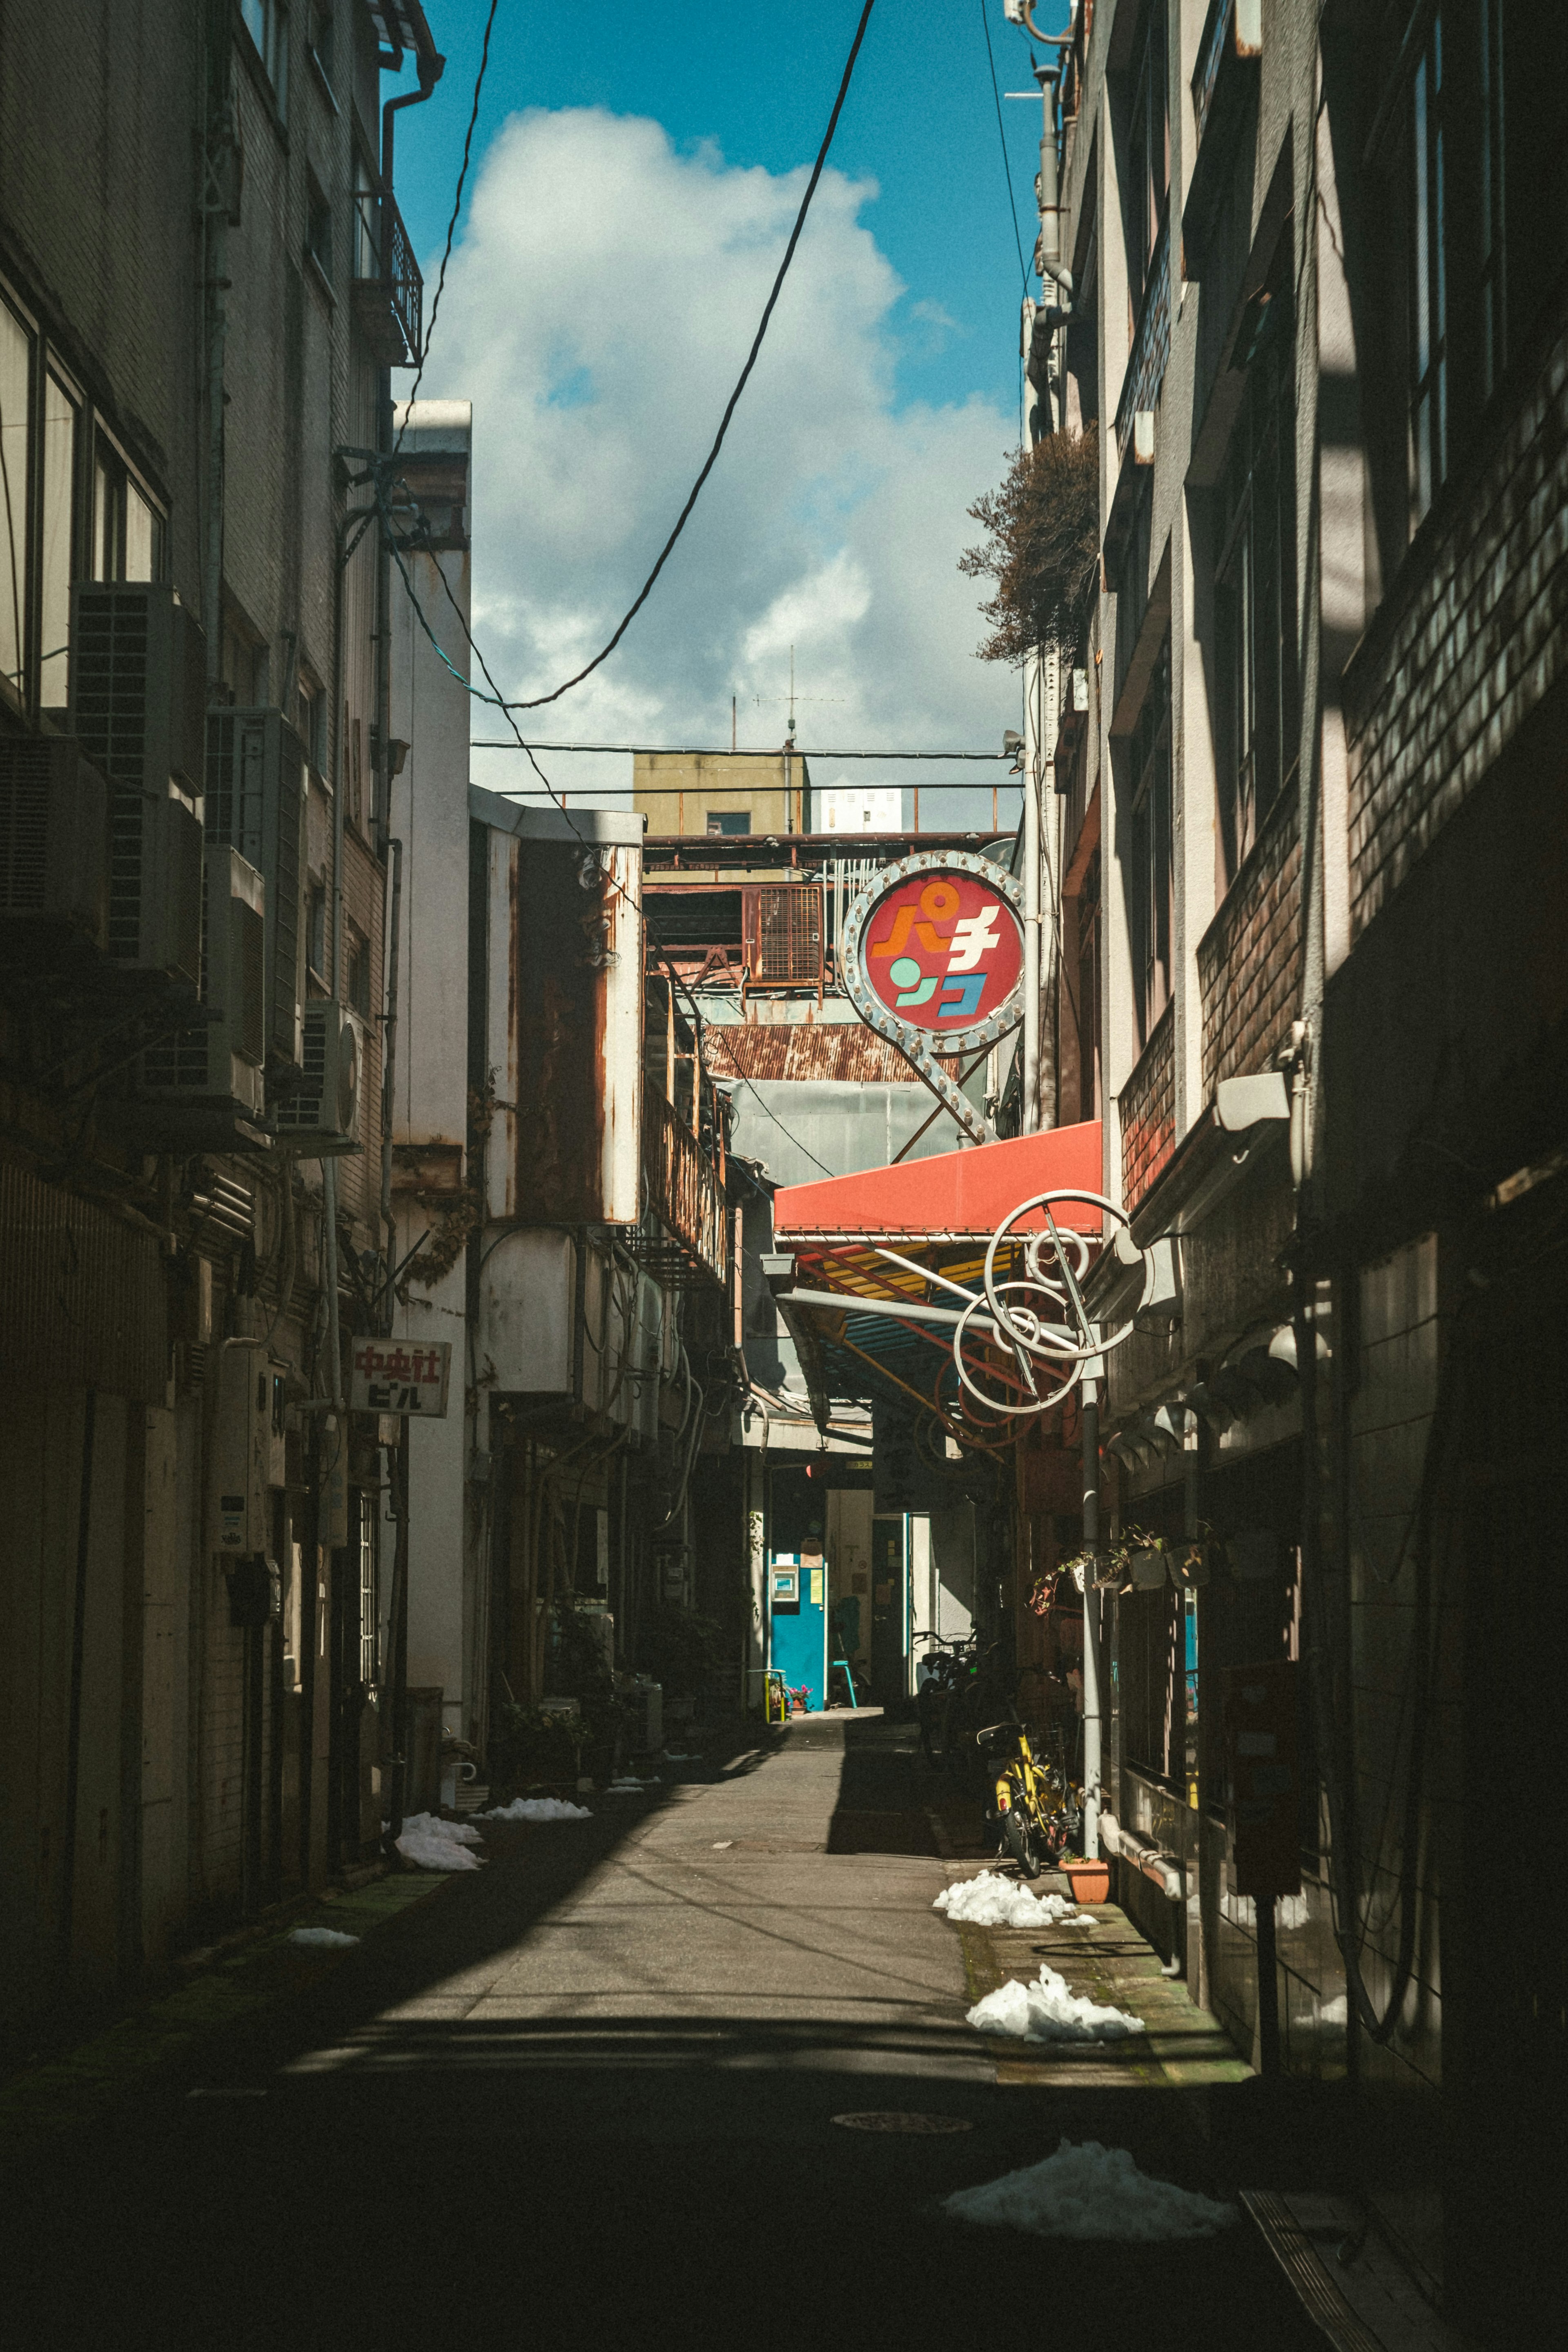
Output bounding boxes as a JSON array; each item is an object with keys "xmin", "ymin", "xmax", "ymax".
[{"xmin": 704, "ymin": 1023, "xmax": 960, "ymax": 1085}]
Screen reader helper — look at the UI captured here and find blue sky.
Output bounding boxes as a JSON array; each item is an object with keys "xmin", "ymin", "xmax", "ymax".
[
  {"xmin": 395, "ymin": 0, "xmax": 1068, "ymax": 419},
  {"xmin": 388, "ymin": 0, "xmax": 1072, "ymax": 822}
]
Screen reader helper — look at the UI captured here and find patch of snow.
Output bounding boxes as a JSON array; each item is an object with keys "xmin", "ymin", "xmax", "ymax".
[
  {"xmin": 389, "ymin": 1812, "xmax": 485, "ymax": 1872},
  {"xmin": 967, "ymin": 1962, "xmax": 1143, "ymax": 2042},
  {"xmin": 289, "ymin": 1926, "xmax": 360, "ymax": 1949},
  {"xmin": 396, "ymin": 1831, "xmax": 481, "ymax": 1871},
  {"xmin": 384, "ymin": 1812, "xmax": 483, "ymax": 1845},
  {"xmin": 935, "ymin": 1873, "xmax": 1092, "ymax": 1930},
  {"xmin": 942, "ymin": 2139, "xmax": 1236, "ymax": 2240},
  {"xmin": 480, "ymin": 1796, "xmax": 592, "ymax": 1822},
  {"xmin": 606, "ymin": 1775, "xmax": 660, "ymax": 1791},
  {"xmin": 662, "ymin": 1752, "xmax": 701, "ymax": 1762}
]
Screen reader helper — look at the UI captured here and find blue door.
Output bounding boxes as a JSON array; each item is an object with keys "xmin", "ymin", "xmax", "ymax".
[{"xmin": 768, "ymin": 1555, "xmax": 827, "ymax": 1711}]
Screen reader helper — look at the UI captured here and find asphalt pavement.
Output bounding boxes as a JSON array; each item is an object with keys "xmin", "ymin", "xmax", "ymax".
[{"xmin": 3, "ymin": 1714, "xmax": 1334, "ymax": 2352}]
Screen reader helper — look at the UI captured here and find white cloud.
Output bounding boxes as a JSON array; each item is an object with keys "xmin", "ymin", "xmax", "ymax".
[{"xmin": 422, "ymin": 107, "xmax": 1024, "ymax": 817}]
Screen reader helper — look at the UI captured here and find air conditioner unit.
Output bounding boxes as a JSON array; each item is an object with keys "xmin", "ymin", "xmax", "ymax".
[
  {"xmin": 139, "ymin": 846, "xmax": 266, "ymax": 1119},
  {"xmin": 274, "ymin": 999, "xmax": 360, "ymax": 1153},
  {"xmin": 68, "ymin": 581, "xmax": 207, "ymax": 801},
  {"xmin": 205, "ymin": 708, "xmax": 306, "ymax": 1069},
  {"xmin": 0, "ymin": 733, "xmax": 109, "ymax": 952},
  {"xmin": 106, "ymin": 783, "xmax": 204, "ymax": 980}
]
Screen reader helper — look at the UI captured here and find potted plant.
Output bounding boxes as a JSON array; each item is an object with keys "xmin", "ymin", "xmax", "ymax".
[
  {"xmin": 1062, "ymin": 1853, "xmax": 1111, "ymax": 1904},
  {"xmin": 788, "ymin": 1684, "xmax": 811, "ymax": 1716}
]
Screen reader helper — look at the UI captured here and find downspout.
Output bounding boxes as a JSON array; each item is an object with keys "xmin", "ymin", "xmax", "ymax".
[
  {"xmin": 379, "ymin": 835, "xmax": 403, "ymax": 1334},
  {"xmin": 201, "ymin": 0, "xmax": 235, "ymax": 673},
  {"xmin": 1021, "ymin": 739, "xmax": 1041, "ymax": 1133},
  {"xmin": 381, "ymin": 42, "xmax": 445, "ymax": 194},
  {"xmin": 1079, "ymin": 1356, "xmax": 1104, "ymax": 1858}
]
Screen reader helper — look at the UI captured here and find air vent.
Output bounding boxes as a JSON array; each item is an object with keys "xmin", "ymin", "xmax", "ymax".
[
  {"xmin": 0, "ymin": 734, "xmax": 108, "ymax": 949},
  {"xmin": 748, "ymin": 883, "xmax": 822, "ymax": 986}
]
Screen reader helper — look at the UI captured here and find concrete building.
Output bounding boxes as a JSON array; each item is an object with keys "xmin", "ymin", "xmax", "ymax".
[
  {"xmin": 0, "ymin": 0, "xmax": 444, "ymax": 2023},
  {"xmin": 1009, "ymin": 0, "xmax": 1568, "ymax": 2325}
]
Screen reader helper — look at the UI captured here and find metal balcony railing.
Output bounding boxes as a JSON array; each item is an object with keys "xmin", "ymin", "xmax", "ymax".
[
  {"xmin": 350, "ymin": 185, "xmax": 423, "ymax": 368},
  {"xmin": 635, "ymin": 1091, "xmax": 729, "ymax": 1291},
  {"xmin": 1114, "ymin": 213, "xmax": 1171, "ymax": 466}
]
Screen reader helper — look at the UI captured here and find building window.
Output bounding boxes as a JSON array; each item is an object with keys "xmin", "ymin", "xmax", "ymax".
[
  {"xmin": 353, "ymin": 150, "xmax": 381, "ymax": 282},
  {"xmin": 1373, "ymin": 2, "xmax": 1568, "ymax": 561},
  {"xmin": 307, "ymin": 881, "xmax": 327, "ymax": 982},
  {"xmin": 706, "ymin": 811, "xmax": 751, "ymax": 836},
  {"xmin": 93, "ymin": 435, "xmax": 165, "ymax": 586},
  {"xmin": 0, "ymin": 292, "xmax": 33, "ymax": 708},
  {"xmin": 305, "ymin": 173, "xmax": 332, "ymax": 282},
  {"xmin": 1128, "ymin": 641, "xmax": 1172, "ymax": 1049},
  {"xmin": 1124, "ymin": 0, "xmax": 1169, "ymax": 313},
  {"xmin": 1405, "ymin": 10, "xmax": 1447, "ymax": 530},
  {"xmin": 346, "ymin": 922, "xmax": 370, "ymax": 1015},
  {"xmin": 307, "ymin": 3, "xmax": 337, "ymax": 106},
  {"xmin": 1215, "ymin": 253, "xmax": 1297, "ymax": 885},
  {"xmin": 2, "ymin": 283, "xmax": 89, "ymax": 717},
  {"xmin": 241, "ymin": 0, "xmax": 290, "ymax": 119},
  {"xmin": 297, "ymin": 674, "xmax": 325, "ymax": 771},
  {"xmin": 358, "ymin": 1494, "xmax": 379, "ymax": 1689}
]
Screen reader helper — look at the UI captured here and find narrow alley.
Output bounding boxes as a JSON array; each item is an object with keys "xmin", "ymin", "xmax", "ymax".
[{"xmin": 5, "ymin": 1717, "xmax": 1329, "ymax": 2348}]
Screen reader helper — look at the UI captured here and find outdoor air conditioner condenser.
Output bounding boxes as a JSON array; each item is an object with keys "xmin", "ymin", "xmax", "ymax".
[
  {"xmin": 0, "ymin": 733, "xmax": 109, "ymax": 952},
  {"xmin": 273, "ymin": 999, "xmax": 360, "ymax": 1153}
]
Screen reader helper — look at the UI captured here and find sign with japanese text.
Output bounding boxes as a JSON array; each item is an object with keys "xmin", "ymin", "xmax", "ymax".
[
  {"xmin": 862, "ymin": 868, "xmax": 1022, "ymax": 1031},
  {"xmin": 349, "ymin": 1339, "xmax": 453, "ymax": 1418}
]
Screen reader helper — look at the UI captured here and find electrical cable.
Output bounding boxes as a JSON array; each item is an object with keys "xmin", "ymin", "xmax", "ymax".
[
  {"xmin": 413, "ymin": 547, "xmax": 845, "ymax": 1186},
  {"xmin": 979, "ymin": 0, "xmax": 1030, "ymax": 293},
  {"xmin": 393, "ymin": 0, "xmax": 500, "ymax": 456},
  {"xmin": 510, "ymin": 0, "xmax": 878, "ymax": 709}
]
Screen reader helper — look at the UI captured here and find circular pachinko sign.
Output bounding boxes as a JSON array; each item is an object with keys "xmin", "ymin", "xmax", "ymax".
[{"xmin": 842, "ymin": 852, "xmax": 1025, "ymax": 1059}]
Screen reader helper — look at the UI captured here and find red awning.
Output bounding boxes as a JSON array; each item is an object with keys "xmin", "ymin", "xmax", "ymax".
[{"xmin": 773, "ymin": 1120, "xmax": 1104, "ymax": 1241}]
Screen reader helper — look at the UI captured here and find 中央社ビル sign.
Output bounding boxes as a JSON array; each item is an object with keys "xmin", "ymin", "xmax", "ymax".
[
  {"xmin": 841, "ymin": 851, "xmax": 1025, "ymax": 1061},
  {"xmin": 349, "ymin": 1339, "xmax": 452, "ymax": 1417}
]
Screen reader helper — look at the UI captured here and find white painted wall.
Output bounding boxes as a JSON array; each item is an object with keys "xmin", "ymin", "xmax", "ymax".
[{"xmin": 388, "ymin": 401, "xmax": 475, "ymax": 1742}]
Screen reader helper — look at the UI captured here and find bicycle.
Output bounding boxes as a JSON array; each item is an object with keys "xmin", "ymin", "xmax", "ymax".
[
  {"xmin": 913, "ymin": 1630, "xmax": 977, "ymax": 1768},
  {"xmin": 980, "ymin": 1706, "xmax": 1080, "ymax": 1880},
  {"xmin": 941, "ymin": 1640, "xmax": 1014, "ymax": 1788}
]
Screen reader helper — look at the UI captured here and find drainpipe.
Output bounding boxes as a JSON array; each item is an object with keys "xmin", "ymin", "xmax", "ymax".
[
  {"xmin": 201, "ymin": 1, "xmax": 235, "ymax": 673},
  {"xmin": 382, "ymin": 42, "xmax": 445, "ymax": 194},
  {"xmin": 379, "ymin": 835, "xmax": 403, "ymax": 1334},
  {"xmin": 1034, "ymin": 62, "xmax": 1074, "ymax": 313},
  {"xmin": 1080, "ymin": 1352, "xmax": 1105, "ymax": 1858},
  {"xmin": 1021, "ymin": 738, "xmax": 1041, "ymax": 1134}
]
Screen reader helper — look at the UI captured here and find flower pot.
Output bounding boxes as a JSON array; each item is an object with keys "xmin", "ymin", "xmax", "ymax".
[
  {"xmin": 1129, "ymin": 1546, "xmax": 1168, "ymax": 1589},
  {"xmin": 1063, "ymin": 1859, "xmax": 1110, "ymax": 1904}
]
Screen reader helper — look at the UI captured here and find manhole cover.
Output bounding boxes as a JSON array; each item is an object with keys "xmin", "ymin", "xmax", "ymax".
[{"xmin": 830, "ymin": 2111, "xmax": 974, "ymax": 2135}]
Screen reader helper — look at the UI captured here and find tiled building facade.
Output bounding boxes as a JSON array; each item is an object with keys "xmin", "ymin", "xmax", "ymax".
[{"xmin": 1027, "ymin": 0, "xmax": 1566, "ymax": 2325}]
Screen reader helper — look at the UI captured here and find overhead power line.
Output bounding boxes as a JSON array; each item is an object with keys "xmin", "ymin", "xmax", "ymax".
[
  {"xmin": 471, "ymin": 740, "xmax": 1014, "ymax": 759},
  {"xmin": 979, "ymin": 0, "xmax": 1029, "ymax": 292},
  {"xmin": 510, "ymin": 0, "xmax": 879, "ymax": 710}
]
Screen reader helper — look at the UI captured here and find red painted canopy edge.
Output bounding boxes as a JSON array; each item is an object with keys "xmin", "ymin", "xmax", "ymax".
[{"xmin": 772, "ymin": 1120, "xmax": 1105, "ymax": 1240}]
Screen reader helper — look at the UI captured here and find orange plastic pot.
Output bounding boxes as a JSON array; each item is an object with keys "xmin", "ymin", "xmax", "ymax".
[{"xmin": 1064, "ymin": 1859, "xmax": 1110, "ymax": 1904}]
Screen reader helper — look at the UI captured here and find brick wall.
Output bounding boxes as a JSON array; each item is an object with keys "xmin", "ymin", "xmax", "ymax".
[
  {"xmin": 1198, "ymin": 792, "xmax": 1301, "ymax": 1092},
  {"xmin": 1119, "ymin": 1002, "xmax": 1175, "ymax": 1206},
  {"xmin": 1346, "ymin": 315, "xmax": 1568, "ymax": 940}
]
